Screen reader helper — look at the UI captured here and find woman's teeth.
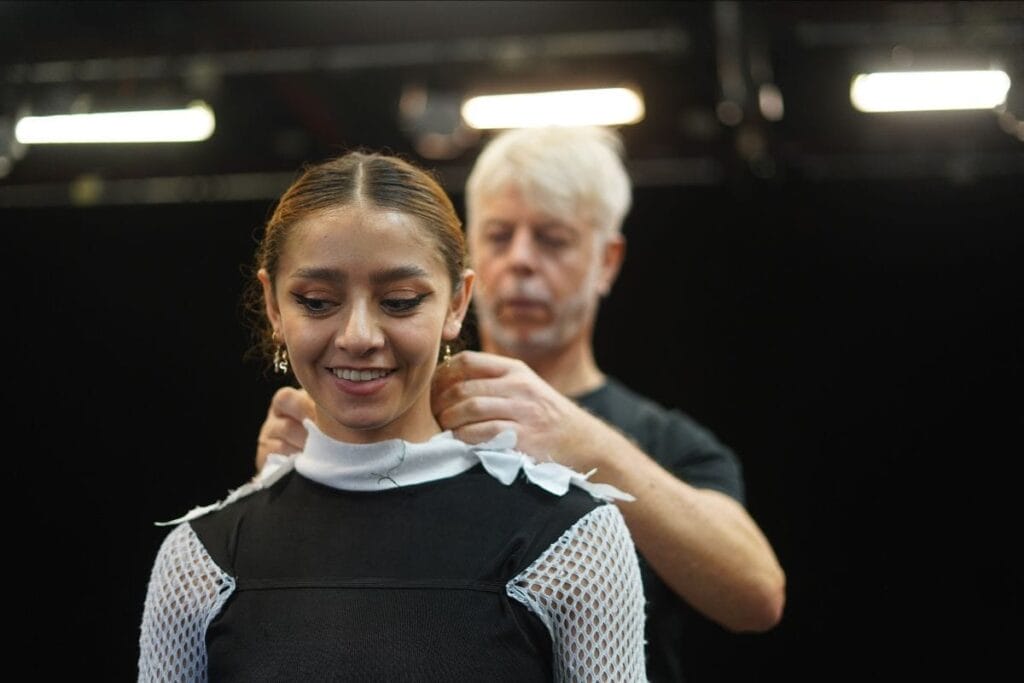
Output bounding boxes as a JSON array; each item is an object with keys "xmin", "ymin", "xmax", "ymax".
[{"xmin": 333, "ymin": 368, "xmax": 391, "ymax": 381}]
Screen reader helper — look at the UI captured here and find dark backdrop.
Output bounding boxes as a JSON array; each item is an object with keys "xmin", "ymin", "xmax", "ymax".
[{"xmin": 6, "ymin": 172, "xmax": 1020, "ymax": 680}]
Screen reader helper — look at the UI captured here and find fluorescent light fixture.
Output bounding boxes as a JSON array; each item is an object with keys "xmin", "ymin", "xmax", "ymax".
[
  {"xmin": 850, "ymin": 70, "xmax": 1011, "ymax": 112},
  {"xmin": 14, "ymin": 101, "xmax": 216, "ymax": 143},
  {"xmin": 461, "ymin": 87, "xmax": 644, "ymax": 129}
]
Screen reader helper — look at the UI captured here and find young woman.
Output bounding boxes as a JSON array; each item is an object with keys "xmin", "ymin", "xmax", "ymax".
[{"xmin": 138, "ymin": 151, "xmax": 646, "ymax": 681}]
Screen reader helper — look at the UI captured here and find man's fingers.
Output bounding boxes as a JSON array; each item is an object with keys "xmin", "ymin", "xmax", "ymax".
[
  {"xmin": 270, "ymin": 386, "xmax": 316, "ymax": 422},
  {"xmin": 433, "ymin": 350, "xmax": 521, "ymax": 391},
  {"xmin": 257, "ymin": 386, "xmax": 313, "ymax": 472},
  {"xmin": 433, "ymin": 376, "xmax": 508, "ymax": 411},
  {"xmin": 257, "ymin": 437, "xmax": 302, "ymax": 459},
  {"xmin": 453, "ymin": 350, "xmax": 525, "ymax": 375},
  {"xmin": 452, "ymin": 420, "xmax": 520, "ymax": 446},
  {"xmin": 436, "ymin": 394, "xmax": 519, "ymax": 432},
  {"xmin": 259, "ymin": 412, "xmax": 309, "ymax": 452}
]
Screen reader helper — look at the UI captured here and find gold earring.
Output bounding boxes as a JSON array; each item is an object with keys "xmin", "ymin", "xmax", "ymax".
[
  {"xmin": 442, "ymin": 343, "xmax": 452, "ymax": 365},
  {"xmin": 273, "ymin": 345, "xmax": 289, "ymax": 374},
  {"xmin": 272, "ymin": 330, "xmax": 289, "ymax": 374}
]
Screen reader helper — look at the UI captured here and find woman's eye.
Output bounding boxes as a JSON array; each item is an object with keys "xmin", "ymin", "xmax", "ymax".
[
  {"xmin": 292, "ymin": 294, "xmax": 333, "ymax": 314},
  {"xmin": 382, "ymin": 293, "xmax": 429, "ymax": 313}
]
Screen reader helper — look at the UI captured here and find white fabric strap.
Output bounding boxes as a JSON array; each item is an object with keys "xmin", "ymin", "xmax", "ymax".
[
  {"xmin": 155, "ymin": 450, "xmax": 297, "ymax": 526},
  {"xmin": 470, "ymin": 429, "xmax": 636, "ymax": 502}
]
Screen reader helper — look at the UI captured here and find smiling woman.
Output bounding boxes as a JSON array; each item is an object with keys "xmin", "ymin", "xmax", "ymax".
[
  {"xmin": 258, "ymin": 204, "xmax": 471, "ymax": 444},
  {"xmin": 137, "ymin": 151, "xmax": 647, "ymax": 681}
]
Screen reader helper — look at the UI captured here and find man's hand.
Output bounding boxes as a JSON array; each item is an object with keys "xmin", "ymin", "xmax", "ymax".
[
  {"xmin": 256, "ymin": 386, "xmax": 315, "ymax": 471},
  {"xmin": 254, "ymin": 352, "xmax": 608, "ymax": 472},
  {"xmin": 431, "ymin": 350, "xmax": 605, "ymax": 469}
]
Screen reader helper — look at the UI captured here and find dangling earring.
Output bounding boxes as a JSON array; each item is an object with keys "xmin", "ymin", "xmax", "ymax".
[
  {"xmin": 272, "ymin": 331, "xmax": 289, "ymax": 374},
  {"xmin": 273, "ymin": 345, "xmax": 289, "ymax": 374},
  {"xmin": 442, "ymin": 343, "xmax": 452, "ymax": 365}
]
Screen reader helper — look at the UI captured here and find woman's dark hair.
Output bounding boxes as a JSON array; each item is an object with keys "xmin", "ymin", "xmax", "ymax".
[{"xmin": 242, "ymin": 151, "xmax": 467, "ymax": 370}]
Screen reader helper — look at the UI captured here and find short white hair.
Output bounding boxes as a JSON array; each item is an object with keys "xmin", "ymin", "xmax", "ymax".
[{"xmin": 465, "ymin": 126, "xmax": 632, "ymax": 238}]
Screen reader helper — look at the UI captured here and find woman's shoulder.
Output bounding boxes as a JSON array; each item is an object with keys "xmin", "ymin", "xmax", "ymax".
[{"xmin": 155, "ymin": 453, "xmax": 298, "ymax": 526}]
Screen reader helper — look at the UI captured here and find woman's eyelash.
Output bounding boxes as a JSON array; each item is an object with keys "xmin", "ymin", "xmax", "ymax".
[
  {"xmin": 382, "ymin": 293, "xmax": 429, "ymax": 312},
  {"xmin": 292, "ymin": 293, "xmax": 331, "ymax": 313},
  {"xmin": 290, "ymin": 292, "xmax": 429, "ymax": 314}
]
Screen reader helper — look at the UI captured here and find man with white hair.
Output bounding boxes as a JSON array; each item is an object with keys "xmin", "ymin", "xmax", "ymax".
[{"xmin": 256, "ymin": 126, "xmax": 785, "ymax": 681}]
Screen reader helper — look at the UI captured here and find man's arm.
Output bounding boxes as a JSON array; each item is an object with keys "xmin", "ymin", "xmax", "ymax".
[
  {"xmin": 577, "ymin": 420, "xmax": 786, "ymax": 632},
  {"xmin": 432, "ymin": 351, "xmax": 786, "ymax": 633}
]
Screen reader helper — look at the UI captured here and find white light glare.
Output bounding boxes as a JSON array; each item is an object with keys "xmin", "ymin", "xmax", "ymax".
[
  {"xmin": 461, "ymin": 87, "xmax": 645, "ymax": 129},
  {"xmin": 850, "ymin": 70, "xmax": 1011, "ymax": 112},
  {"xmin": 14, "ymin": 101, "xmax": 216, "ymax": 143}
]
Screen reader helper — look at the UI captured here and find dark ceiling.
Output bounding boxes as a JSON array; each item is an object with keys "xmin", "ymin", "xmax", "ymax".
[{"xmin": 2, "ymin": 0, "xmax": 1023, "ymax": 206}]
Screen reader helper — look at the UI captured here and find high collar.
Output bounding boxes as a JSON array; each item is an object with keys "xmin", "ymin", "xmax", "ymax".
[
  {"xmin": 157, "ymin": 418, "xmax": 635, "ymax": 527},
  {"xmin": 295, "ymin": 419, "xmax": 479, "ymax": 491}
]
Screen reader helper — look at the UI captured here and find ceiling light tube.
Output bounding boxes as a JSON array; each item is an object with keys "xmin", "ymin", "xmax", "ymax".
[
  {"xmin": 461, "ymin": 87, "xmax": 645, "ymax": 129},
  {"xmin": 850, "ymin": 70, "xmax": 1011, "ymax": 112},
  {"xmin": 14, "ymin": 101, "xmax": 216, "ymax": 143}
]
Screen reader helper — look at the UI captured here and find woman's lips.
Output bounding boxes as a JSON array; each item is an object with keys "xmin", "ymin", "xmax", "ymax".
[{"xmin": 330, "ymin": 367, "xmax": 394, "ymax": 396}]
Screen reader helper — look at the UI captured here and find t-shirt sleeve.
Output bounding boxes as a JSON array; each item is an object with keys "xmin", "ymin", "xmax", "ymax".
[
  {"xmin": 138, "ymin": 523, "xmax": 236, "ymax": 683},
  {"xmin": 505, "ymin": 504, "xmax": 647, "ymax": 682},
  {"xmin": 576, "ymin": 379, "xmax": 746, "ymax": 506},
  {"xmin": 655, "ymin": 408, "xmax": 746, "ymax": 505}
]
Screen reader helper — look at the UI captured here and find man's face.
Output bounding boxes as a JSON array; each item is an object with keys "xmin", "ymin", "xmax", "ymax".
[{"xmin": 468, "ymin": 182, "xmax": 618, "ymax": 358}]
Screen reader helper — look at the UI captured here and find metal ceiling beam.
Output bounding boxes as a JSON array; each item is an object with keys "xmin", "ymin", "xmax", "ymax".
[
  {"xmin": 0, "ymin": 156, "xmax": 727, "ymax": 208},
  {"xmin": 3, "ymin": 27, "xmax": 690, "ymax": 85}
]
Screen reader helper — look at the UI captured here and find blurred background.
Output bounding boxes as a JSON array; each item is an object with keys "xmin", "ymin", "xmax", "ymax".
[{"xmin": 3, "ymin": 1, "xmax": 1021, "ymax": 679}]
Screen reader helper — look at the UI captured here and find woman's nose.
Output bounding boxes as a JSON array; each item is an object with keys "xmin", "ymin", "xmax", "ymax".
[{"xmin": 335, "ymin": 301, "xmax": 384, "ymax": 355}]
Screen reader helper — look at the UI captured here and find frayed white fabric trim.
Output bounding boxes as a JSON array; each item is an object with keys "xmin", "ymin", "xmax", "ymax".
[{"xmin": 157, "ymin": 420, "xmax": 633, "ymax": 526}]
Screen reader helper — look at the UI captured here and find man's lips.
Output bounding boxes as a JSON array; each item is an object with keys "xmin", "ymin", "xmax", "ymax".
[{"xmin": 497, "ymin": 298, "xmax": 550, "ymax": 321}]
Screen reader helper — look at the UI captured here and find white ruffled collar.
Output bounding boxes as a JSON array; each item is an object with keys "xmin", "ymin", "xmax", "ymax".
[{"xmin": 158, "ymin": 419, "xmax": 633, "ymax": 526}]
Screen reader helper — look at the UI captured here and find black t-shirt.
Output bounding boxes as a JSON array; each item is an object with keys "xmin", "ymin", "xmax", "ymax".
[{"xmin": 575, "ymin": 376, "xmax": 745, "ymax": 683}]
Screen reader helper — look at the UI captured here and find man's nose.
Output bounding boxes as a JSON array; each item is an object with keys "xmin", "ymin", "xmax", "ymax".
[{"xmin": 506, "ymin": 227, "xmax": 538, "ymax": 271}]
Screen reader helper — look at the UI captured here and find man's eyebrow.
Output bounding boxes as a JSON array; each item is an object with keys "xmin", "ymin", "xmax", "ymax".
[
  {"xmin": 482, "ymin": 218, "xmax": 571, "ymax": 231},
  {"xmin": 536, "ymin": 221, "xmax": 574, "ymax": 231}
]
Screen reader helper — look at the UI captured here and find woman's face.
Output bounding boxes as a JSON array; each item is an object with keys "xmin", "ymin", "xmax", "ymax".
[{"xmin": 261, "ymin": 204, "xmax": 472, "ymax": 444}]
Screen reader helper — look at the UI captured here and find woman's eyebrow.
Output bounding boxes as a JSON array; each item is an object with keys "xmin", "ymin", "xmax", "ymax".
[
  {"xmin": 290, "ymin": 264, "xmax": 429, "ymax": 285},
  {"xmin": 292, "ymin": 266, "xmax": 345, "ymax": 283},
  {"xmin": 370, "ymin": 265, "xmax": 430, "ymax": 285}
]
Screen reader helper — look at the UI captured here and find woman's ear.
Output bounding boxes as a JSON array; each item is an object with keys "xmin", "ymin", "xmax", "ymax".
[
  {"xmin": 443, "ymin": 269, "xmax": 475, "ymax": 341},
  {"xmin": 597, "ymin": 235, "xmax": 626, "ymax": 297},
  {"xmin": 258, "ymin": 268, "xmax": 282, "ymax": 331}
]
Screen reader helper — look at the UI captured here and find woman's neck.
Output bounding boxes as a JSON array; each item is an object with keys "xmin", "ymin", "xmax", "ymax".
[{"xmin": 313, "ymin": 406, "xmax": 442, "ymax": 445}]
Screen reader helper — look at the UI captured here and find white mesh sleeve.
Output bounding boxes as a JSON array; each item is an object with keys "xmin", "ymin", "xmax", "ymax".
[
  {"xmin": 507, "ymin": 504, "xmax": 648, "ymax": 682},
  {"xmin": 138, "ymin": 523, "xmax": 235, "ymax": 682}
]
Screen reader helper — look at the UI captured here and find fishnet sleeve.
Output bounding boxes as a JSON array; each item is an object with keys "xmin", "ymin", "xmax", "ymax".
[
  {"xmin": 138, "ymin": 522, "xmax": 235, "ymax": 682},
  {"xmin": 507, "ymin": 504, "xmax": 648, "ymax": 682}
]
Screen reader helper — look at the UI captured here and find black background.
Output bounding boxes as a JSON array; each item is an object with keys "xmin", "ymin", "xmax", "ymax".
[{"xmin": 3, "ymin": 2, "xmax": 1022, "ymax": 680}]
